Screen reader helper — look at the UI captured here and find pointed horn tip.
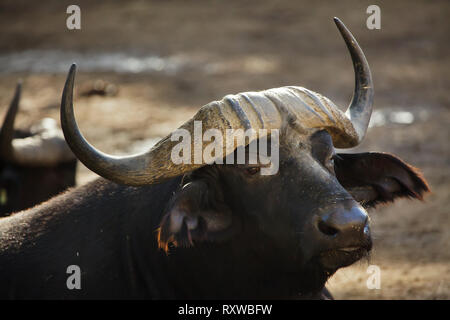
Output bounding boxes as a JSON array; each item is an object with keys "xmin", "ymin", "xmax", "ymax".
[
  {"xmin": 333, "ymin": 17, "xmax": 342, "ymax": 25},
  {"xmin": 62, "ymin": 64, "xmax": 77, "ymax": 121},
  {"xmin": 64, "ymin": 64, "xmax": 77, "ymax": 91},
  {"xmin": 68, "ymin": 63, "xmax": 77, "ymax": 78},
  {"xmin": 333, "ymin": 17, "xmax": 349, "ymax": 34}
]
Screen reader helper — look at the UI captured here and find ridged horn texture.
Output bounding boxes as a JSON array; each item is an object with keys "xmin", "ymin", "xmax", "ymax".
[
  {"xmin": 61, "ymin": 17, "xmax": 373, "ymax": 186},
  {"xmin": 0, "ymin": 82, "xmax": 75, "ymax": 166}
]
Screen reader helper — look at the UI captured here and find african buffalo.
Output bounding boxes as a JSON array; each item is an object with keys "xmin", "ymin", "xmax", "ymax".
[
  {"xmin": 0, "ymin": 18, "xmax": 429, "ymax": 299},
  {"xmin": 0, "ymin": 83, "xmax": 77, "ymax": 216}
]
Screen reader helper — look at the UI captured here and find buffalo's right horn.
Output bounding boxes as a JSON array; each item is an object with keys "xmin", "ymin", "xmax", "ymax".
[{"xmin": 61, "ymin": 64, "xmax": 205, "ymax": 186}]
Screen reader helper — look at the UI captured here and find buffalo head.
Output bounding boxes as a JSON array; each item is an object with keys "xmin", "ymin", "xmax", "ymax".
[{"xmin": 60, "ymin": 18, "xmax": 429, "ymax": 297}]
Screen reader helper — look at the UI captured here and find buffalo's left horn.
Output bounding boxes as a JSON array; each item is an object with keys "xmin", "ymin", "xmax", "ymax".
[
  {"xmin": 0, "ymin": 82, "xmax": 21, "ymax": 162},
  {"xmin": 334, "ymin": 17, "xmax": 374, "ymax": 145}
]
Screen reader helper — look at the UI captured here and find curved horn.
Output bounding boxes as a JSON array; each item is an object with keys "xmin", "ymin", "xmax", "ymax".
[
  {"xmin": 334, "ymin": 17, "xmax": 374, "ymax": 145},
  {"xmin": 61, "ymin": 18, "xmax": 373, "ymax": 186},
  {"xmin": 61, "ymin": 64, "xmax": 204, "ymax": 186},
  {"xmin": 0, "ymin": 82, "xmax": 21, "ymax": 161},
  {"xmin": 61, "ymin": 65, "xmax": 268, "ymax": 186}
]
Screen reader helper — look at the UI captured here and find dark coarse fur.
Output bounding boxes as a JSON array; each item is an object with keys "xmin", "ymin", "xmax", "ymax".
[
  {"xmin": 0, "ymin": 177, "xmax": 178, "ymax": 299},
  {"xmin": 0, "ymin": 131, "xmax": 430, "ymax": 299},
  {"xmin": 0, "ymin": 176, "xmax": 327, "ymax": 299}
]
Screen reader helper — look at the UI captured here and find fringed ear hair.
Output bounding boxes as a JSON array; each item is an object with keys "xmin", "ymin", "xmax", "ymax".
[{"xmin": 157, "ymin": 178, "xmax": 233, "ymax": 253}]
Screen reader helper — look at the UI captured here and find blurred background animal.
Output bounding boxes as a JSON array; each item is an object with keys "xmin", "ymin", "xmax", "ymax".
[{"xmin": 0, "ymin": 83, "xmax": 76, "ymax": 216}]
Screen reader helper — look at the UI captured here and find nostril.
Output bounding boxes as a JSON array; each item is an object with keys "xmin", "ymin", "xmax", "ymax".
[{"xmin": 318, "ymin": 220, "xmax": 339, "ymax": 236}]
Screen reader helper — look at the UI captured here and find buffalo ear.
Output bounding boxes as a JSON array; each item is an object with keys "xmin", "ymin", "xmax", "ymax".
[
  {"xmin": 335, "ymin": 152, "xmax": 430, "ymax": 208},
  {"xmin": 157, "ymin": 179, "xmax": 233, "ymax": 252}
]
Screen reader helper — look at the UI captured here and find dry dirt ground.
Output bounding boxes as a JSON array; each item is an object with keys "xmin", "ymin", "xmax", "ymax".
[{"xmin": 0, "ymin": 0, "xmax": 448, "ymax": 299}]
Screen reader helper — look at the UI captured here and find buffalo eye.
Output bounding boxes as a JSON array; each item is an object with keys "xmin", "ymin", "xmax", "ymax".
[
  {"xmin": 245, "ymin": 167, "xmax": 260, "ymax": 175},
  {"xmin": 325, "ymin": 155, "xmax": 336, "ymax": 174}
]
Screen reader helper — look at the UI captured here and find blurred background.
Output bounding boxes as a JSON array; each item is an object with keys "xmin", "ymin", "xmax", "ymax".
[{"xmin": 0, "ymin": 0, "xmax": 448, "ymax": 299}]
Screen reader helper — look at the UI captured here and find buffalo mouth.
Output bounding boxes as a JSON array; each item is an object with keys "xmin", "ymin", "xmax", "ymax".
[{"xmin": 318, "ymin": 244, "xmax": 372, "ymax": 270}]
